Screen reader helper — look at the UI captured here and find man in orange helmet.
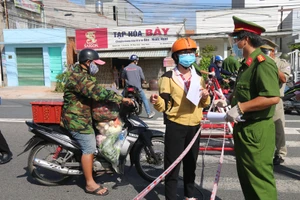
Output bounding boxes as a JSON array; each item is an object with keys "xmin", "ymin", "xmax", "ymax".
[{"xmin": 150, "ymin": 37, "xmax": 210, "ymax": 200}]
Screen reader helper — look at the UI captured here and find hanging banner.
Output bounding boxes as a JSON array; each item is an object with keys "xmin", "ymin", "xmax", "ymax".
[
  {"xmin": 14, "ymin": 0, "xmax": 41, "ymax": 14},
  {"xmin": 75, "ymin": 24, "xmax": 185, "ymax": 50}
]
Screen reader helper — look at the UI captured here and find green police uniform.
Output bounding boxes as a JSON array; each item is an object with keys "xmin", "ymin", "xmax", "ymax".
[
  {"xmin": 223, "ymin": 54, "xmax": 241, "ymax": 73},
  {"xmin": 230, "ymin": 16, "xmax": 280, "ymax": 200},
  {"xmin": 60, "ymin": 64, "xmax": 123, "ymax": 134}
]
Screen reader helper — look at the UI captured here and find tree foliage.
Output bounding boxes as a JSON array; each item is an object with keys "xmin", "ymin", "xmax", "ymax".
[
  {"xmin": 289, "ymin": 43, "xmax": 300, "ymax": 51},
  {"xmin": 198, "ymin": 45, "xmax": 216, "ymax": 79},
  {"xmin": 54, "ymin": 71, "xmax": 71, "ymax": 92}
]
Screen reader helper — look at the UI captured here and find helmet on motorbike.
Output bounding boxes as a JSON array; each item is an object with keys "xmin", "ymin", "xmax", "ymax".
[
  {"xmin": 79, "ymin": 48, "xmax": 105, "ymax": 65},
  {"xmin": 214, "ymin": 55, "xmax": 224, "ymax": 62},
  {"xmin": 129, "ymin": 54, "xmax": 139, "ymax": 61},
  {"xmin": 171, "ymin": 37, "xmax": 197, "ymax": 54}
]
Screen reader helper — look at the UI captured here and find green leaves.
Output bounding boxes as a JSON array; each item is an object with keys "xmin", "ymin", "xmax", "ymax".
[{"xmin": 55, "ymin": 71, "xmax": 71, "ymax": 92}]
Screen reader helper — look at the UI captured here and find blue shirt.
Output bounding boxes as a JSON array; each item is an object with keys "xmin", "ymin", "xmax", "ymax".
[{"xmin": 208, "ymin": 63, "xmax": 232, "ymax": 84}]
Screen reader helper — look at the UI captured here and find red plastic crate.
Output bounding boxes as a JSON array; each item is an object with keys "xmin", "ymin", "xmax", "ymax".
[{"xmin": 30, "ymin": 101, "xmax": 63, "ymax": 124}]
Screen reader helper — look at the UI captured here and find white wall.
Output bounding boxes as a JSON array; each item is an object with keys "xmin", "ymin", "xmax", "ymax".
[
  {"xmin": 196, "ymin": 7, "xmax": 280, "ymax": 34},
  {"xmin": 244, "ymin": 0, "xmax": 300, "ymax": 7},
  {"xmin": 197, "ymin": 38, "xmax": 229, "ymax": 59},
  {"xmin": 232, "ymin": 0, "xmax": 300, "ymax": 8},
  {"xmin": 293, "ymin": 8, "xmax": 300, "ymax": 44}
]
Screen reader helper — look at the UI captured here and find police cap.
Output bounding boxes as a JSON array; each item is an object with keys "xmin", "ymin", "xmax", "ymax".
[{"xmin": 230, "ymin": 16, "xmax": 266, "ymax": 36}]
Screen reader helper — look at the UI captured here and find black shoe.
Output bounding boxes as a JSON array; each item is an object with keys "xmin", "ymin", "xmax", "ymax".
[
  {"xmin": 0, "ymin": 151, "xmax": 13, "ymax": 164},
  {"xmin": 273, "ymin": 155, "xmax": 284, "ymax": 165}
]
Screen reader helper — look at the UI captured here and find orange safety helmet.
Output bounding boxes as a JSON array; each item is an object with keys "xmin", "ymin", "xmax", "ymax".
[{"xmin": 171, "ymin": 37, "xmax": 197, "ymax": 53}]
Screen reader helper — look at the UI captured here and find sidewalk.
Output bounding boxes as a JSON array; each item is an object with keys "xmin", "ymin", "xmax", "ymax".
[{"xmin": 0, "ymin": 86, "xmax": 157, "ymax": 99}]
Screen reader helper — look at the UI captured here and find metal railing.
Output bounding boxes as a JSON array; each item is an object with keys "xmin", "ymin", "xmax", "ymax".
[{"xmin": 288, "ymin": 49, "xmax": 300, "ymax": 82}]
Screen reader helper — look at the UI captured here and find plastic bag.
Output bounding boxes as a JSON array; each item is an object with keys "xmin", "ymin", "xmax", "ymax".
[
  {"xmin": 95, "ymin": 117, "xmax": 122, "ymax": 136},
  {"xmin": 92, "ymin": 101, "xmax": 120, "ymax": 122},
  {"xmin": 98, "ymin": 129, "xmax": 127, "ymax": 172}
]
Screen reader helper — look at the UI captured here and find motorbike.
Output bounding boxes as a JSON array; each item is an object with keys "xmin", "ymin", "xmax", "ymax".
[
  {"xmin": 283, "ymin": 80, "xmax": 300, "ymax": 114},
  {"xmin": 123, "ymin": 85, "xmax": 143, "ymax": 116},
  {"xmin": 20, "ymin": 101, "xmax": 164, "ymax": 186}
]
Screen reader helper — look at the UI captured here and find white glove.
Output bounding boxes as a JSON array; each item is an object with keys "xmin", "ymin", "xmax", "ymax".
[
  {"xmin": 224, "ymin": 105, "xmax": 245, "ymax": 123},
  {"xmin": 209, "ymin": 71, "xmax": 216, "ymax": 76},
  {"xmin": 213, "ymin": 99, "xmax": 228, "ymax": 108}
]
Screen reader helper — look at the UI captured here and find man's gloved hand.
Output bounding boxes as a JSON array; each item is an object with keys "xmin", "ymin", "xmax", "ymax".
[
  {"xmin": 224, "ymin": 104, "xmax": 244, "ymax": 123},
  {"xmin": 213, "ymin": 99, "xmax": 228, "ymax": 108},
  {"xmin": 209, "ymin": 71, "xmax": 216, "ymax": 76}
]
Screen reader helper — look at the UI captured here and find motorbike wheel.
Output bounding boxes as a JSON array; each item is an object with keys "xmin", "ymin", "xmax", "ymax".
[
  {"xmin": 28, "ymin": 143, "xmax": 74, "ymax": 186},
  {"xmin": 284, "ymin": 109, "xmax": 292, "ymax": 114},
  {"xmin": 136, "ymin": 103, "xmax": 143, "ymax": 116},
  {"xmin": 135, "ymin": 137, "xmax": 164, "ymax": 182}
]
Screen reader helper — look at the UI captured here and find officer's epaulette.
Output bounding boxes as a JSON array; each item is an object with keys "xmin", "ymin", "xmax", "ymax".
[{"xmin": 257, "ymin": 54, "xmax": 266, "ymax": 63}]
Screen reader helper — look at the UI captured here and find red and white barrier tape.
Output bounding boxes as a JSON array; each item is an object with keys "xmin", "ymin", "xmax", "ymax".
[
  {"xmin": 209, "ymin": 124, "xmax": 226, "ymax": 200},
  {"xmin": 133, "ymin": 126, "xmax": 202, "ymax": 200}
]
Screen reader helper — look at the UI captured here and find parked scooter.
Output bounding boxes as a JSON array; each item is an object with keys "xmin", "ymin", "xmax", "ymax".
[
  {"xmin": 283, "ymin": 81, "xmax": 300, "ymax": 114},
  {"xmin": 20, "ymin": 100, "xmax": 164, "ymax": 185}
]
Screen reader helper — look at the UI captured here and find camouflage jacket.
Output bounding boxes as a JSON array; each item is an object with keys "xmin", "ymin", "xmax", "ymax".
[{"xmin": 60, "ymin": 64, "xmax": 123, "ymax": 134}]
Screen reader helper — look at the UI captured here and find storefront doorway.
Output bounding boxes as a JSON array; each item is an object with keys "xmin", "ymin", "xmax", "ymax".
[{"xmin": 112, "ymin": 58, "xmax": 131, "ymax": 88}]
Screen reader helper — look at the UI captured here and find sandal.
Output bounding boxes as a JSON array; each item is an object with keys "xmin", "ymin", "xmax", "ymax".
[{"xmin": 85, "ymin": 185, "xmax": 109, "ymax": 196}]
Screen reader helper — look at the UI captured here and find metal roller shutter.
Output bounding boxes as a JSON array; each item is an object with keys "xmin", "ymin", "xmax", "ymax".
[{"xmin": 16, "ymin": 48, "xmax": 44, "ymax": 86}]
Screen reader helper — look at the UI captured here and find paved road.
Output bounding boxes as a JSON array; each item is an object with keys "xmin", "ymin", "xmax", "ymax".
[{"xmin": 1, "ymin": 99, "xmax": 300, "ymax": 200}]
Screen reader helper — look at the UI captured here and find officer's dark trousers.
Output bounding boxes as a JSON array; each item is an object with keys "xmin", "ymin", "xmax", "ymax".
[
  {"xmin": 233, "ymin": 118, "xmax": 277, "ymax": 200},
  {"xmin": 164, "ymin": 120, "xmax": 200, "ymax": 200},
  {"xmin": 0, "ymin": 130, "xmax": 11, "ymax": 153}
]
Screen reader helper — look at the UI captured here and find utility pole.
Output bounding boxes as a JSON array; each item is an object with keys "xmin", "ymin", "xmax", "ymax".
[
  {"xmin": 280, "ymin": 6, "xmax": 283, "ymax": 51},
  {"xmin": 3, "ymin": 0, "xmax": 9, "ymax": 29}
]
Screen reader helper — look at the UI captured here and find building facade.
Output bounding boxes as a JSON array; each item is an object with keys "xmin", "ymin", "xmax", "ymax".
[
  {"xmin": 232, "ymin": 0, "xmax": 300, "ymax": 52},
  {"xmin": 75, "ymin": 24, "xmax": 185, "ymax": 87},
  {"xmin": 2, "ymin": 28, "xmax": 67, "ymax": 87},
  {"xmin": 194, "ymin": 5, "xmax": 293, "ymax": 60}
]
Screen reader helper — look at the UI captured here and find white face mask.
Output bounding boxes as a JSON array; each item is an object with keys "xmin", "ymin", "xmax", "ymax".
[{"xmin": 89, "ymin": 61, "xmax": 99, "ymax": 75}]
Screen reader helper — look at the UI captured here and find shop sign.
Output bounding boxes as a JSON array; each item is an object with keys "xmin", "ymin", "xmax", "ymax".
[
  {"xmin": 75, "ymin": 28, "xmax": 108, "ymax": 50},
  {"xmin": 163, "ymin": 57, "xmax": 175, "ymax": 67},
  {"xmin": 75, "ymin": 24, "xmax": 184, "ymax": 50},
  {"xmin": 14, "ymin": 0, "xmax": 41, "ymax": 14}
]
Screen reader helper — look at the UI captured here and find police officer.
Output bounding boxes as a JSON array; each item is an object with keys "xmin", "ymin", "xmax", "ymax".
[
  {"xmin": 60, "ymin": 48, "xmax": 132, "ymax": 196},
  {"xmin": 261, "ymin": 38, "xmax": 291, "ymax": 165},
  {"xmin": 222, "ymin": 49, "xmax": 241, "ymax": 73},
  {"xmin": 224, "ymin": 16, "xmax": 280, "ymax": 200}
]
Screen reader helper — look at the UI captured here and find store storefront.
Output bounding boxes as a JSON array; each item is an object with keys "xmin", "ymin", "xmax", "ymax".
[
  {"xmin": 75, "ymin": 24, "xmax": 184, "ymax": 87},
  {"xmin": 2, "ymin": 28, "xmax": 67, "ymax": 87}
]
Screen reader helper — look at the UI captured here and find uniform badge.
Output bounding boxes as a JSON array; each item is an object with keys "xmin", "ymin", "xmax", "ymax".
[{"xmin": 257, "ymin": 54, "xmax": 266, "ymax": 62}]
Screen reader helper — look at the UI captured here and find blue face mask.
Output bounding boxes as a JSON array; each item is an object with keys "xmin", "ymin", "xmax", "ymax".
[
  {"xmin": 89, "ymin": 61, "xmax": 99, "ymax": 75},
  {"xmin": 232, "ymin": 43, "xmax": 243, "ymax": 59},
  {"xmin": 178, "ymin": 54, "xmax": 196, "ymax": 68}
]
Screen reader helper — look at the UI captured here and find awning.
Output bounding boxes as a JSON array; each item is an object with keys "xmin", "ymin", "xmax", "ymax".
[{"xmin": 98, "ymin": 50, "xmax": 170, "ymax": 58}]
